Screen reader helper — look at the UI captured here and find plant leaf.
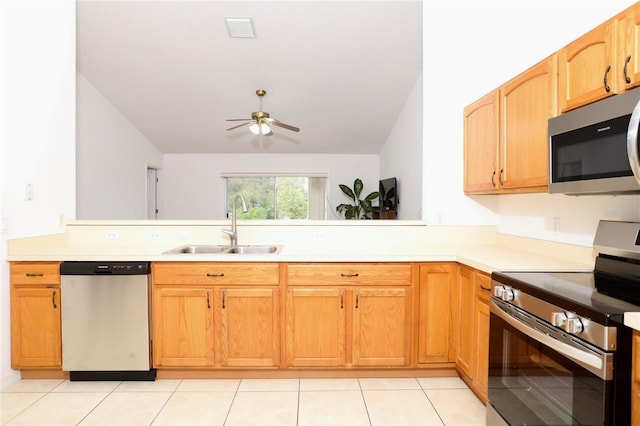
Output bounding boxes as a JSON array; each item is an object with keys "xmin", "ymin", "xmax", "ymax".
[
  {"xmin": 353, "ymin": 178, "xmax": 363, "ymax": 199},
  {"xmin": 364, "ymin": 191, "xmax": 379, "ymax": 202},
  {"xmin": 339, "ymin": 184, "xmax": 356, "ymax": 202}
]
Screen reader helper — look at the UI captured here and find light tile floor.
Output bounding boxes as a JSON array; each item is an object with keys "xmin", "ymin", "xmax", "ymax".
[{"xmin": 1, "ymin": 377, "xmax": 486, "ymax": 426}]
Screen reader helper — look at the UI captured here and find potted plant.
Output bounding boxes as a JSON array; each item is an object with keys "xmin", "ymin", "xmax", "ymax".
[{"xmin": 336, "ymin": 178, "xmax": 379, "ymax": 219}]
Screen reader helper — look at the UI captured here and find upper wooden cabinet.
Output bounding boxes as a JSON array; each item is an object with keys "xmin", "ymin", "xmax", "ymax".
[
  {"xmin": 499, "ymin": 55, "xmax": 556, "ymax": 192},
  {"xmin": 621, "ymin": 3, "xmax": 640, "ymax": 90},
  {"xmin": 464, "ymin": 91, "xmax": 499, "ymax": 193},
  {"xmin": 465, "ymin": 55, "xmax": 556, "ymax": 194},
  {"xmin": 558, "ymin": 18, "xmax": 618, "ymax": 112}
]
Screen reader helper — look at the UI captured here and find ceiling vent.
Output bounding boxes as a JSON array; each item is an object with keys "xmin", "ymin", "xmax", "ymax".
[{"xmin": 225, "ymin": 18, "xmax": 255, "ymax": 38}]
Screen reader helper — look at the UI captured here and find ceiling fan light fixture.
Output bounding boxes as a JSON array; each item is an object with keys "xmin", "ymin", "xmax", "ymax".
[{"xmin": 249, "ymin": 122, "xmax": 271, "ymax": 135}]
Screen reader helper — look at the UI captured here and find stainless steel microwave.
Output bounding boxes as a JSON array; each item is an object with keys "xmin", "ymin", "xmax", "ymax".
[{"xmin": 548, "ymin": 87, "xmax": 640, "ymax": 195}]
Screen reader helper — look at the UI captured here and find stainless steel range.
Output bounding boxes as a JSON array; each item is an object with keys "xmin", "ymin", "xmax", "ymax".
[{"xmin": 488, "ymin": 220, "xmax": 640, "ymax": 426}]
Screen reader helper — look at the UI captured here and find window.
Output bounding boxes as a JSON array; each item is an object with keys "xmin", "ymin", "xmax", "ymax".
[{"xmin": 223, "ymin": 174, "xmax": 327, "ymax": 220}]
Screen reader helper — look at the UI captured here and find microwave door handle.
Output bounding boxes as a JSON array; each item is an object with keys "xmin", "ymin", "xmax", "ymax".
[
  {"xmin": 626, "ymin": 98, "xmax": 640, "ymax": 184},
  {"xmin": 490, "ymin": 300, "xmax": 610, "ymax": 380}
]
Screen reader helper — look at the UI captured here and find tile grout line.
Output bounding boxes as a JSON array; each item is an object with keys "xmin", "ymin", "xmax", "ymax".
[
  {"xmin": 357, "ymin": 378, "xmax": 373, "ymax": 426},
  {"xmin": 148, "ymin": 379, "xmax": 182, "ymax": 425}
]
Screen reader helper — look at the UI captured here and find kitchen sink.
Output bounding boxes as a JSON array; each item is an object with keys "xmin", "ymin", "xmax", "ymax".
[
  {"xmin": 225, "ymin": 245, "xmax": 280, "ymax": 254},
  {"xmin": 163, "ymin": 245, "xmax": 281, "ymax": 255}
]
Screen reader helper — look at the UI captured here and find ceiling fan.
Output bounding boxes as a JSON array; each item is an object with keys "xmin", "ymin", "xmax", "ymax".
[{"xmin": 226, "ymin": 89, "xmax": 300, "ymax": 136}]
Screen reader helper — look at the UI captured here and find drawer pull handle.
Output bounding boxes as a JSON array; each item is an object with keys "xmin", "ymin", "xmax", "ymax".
[
  {"xmin": 206, "ymin": 273, "xmax": 224, "ymax": 277},
  {"xmin": 222, "ymin": 290, "xmax": 226, "ymax": 309},
  {"xmin": 206, "ymin": 291, "xmax": 211, "ymax": 309},
  {"xmin": 340, "ymin": 273, "xmax": 359, "ymax": 278},
  {"xmin": 480, "ymin": 284, "xmax": 491, "ymax": 292},
  {"xmin": 52, "ymin": 290, "xmax": 57, "ymax": 309},
  {"xmin": 355, "ymin": 290, "xmax": 359, "ymax": 309},
  {"xmin": 26, "ymin": 273, "xmax": 44, "ymax": 277}
]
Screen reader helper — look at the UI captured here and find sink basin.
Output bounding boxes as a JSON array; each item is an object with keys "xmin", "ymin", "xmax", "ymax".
[
  {"xmin": 225, "ymin": 245, "xmax": 280, "ymax": 254},
  {"xmin": 163, "ymin": 245, "xmax": 281, "ymax": 255},
  {"xmin": 163, "ymin": 245, "xmax": 228, "ymax": 254}
]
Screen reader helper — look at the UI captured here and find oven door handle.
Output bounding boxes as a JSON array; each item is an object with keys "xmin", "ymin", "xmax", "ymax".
[{"xmin": 490, "ymin": 300, "xmax": 611, "ymax": 380}]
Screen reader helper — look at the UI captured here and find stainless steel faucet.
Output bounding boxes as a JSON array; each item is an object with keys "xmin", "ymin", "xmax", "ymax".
[{"xmin": 222, "ymin": 194, "xmax": 248, "ymax": 246}]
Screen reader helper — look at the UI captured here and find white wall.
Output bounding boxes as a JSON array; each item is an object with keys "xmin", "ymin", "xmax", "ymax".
[
  {"xmin": 162, "ymin": 154, "xmax": 380, "ymax": 219},
  {"xmin": 379, "ymin": 72, "xmax": 423, "ymax": 220},
  {"xmin": 0, "ymin": 0, "xmax": 76, "ymax": 389},
  {"xmin": 76, "ymin": 74, "xmax": 163, "ymax": 219},
  {"xmin": 423, "ymin": 0, "xmax": 640, "ymax": 245}
]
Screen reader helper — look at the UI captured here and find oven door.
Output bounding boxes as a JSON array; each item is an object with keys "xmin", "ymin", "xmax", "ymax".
[{"xmin": 488, "ymin": 299, "xmax": 614, "ymax": 426}]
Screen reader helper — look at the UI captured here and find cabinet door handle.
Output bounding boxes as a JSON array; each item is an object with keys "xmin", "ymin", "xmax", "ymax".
[
  {"xmin": 499, "ymin": 169, "xmax": 504, "ymax": 186},
  {"xmin": 355, "ymin": 290, "xmax": 359, "ymax": 309},
  {"xmin": 604, "ymin": 65, "xmax": 611, "ymax": 92},
  {"xmin": 340, "ymin": 273, "xmax": 359, "ymax": 278},
  {"xmin": 52, "ymin": 290, "xmax": 57, "ymax": 309},
  {"xmin": 25, "ymin": 273, "xmax": 44, "ymax": 277},
  {"xmin": 206, "ymin": 290, "xmax": 211, "ymax": 309},
  {"xmin": 480, "ymin": 284, "xmax": 492, "ymax": 292},
  {"xmin": 222, "ymin": 290, "xmax": 226, "ymax": 309},
  {"xmin": 625, "ymin": 55, "xmax": 632, "ymax": 84},
  {"xmin": 340, "ymin": 291, "xmax": 344, "ymax": 309},
  {"xmin": 206, "ymin": 273, "xmax": 224, "ymax": 277},
  {"xmin": 491, "ymin": 171, "xmax": 496, "ymax": 188}
]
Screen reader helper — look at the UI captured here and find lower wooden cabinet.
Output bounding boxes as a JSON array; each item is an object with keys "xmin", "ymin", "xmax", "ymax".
[
  {"xmin": 10, "ymin": 262, "xmax": 62, "ymax": 369},
  {"xmin": 152, "ymin": 262, "xmax": 280, "ymax": 368},
  {"xmin": 633, "ymin": 330, "xmax": 640, "ymax": 425},
  {"xmin": 455, "ymin": 265, "xmax": 491, "ymax": 402},
  {"xmin": 418, "ymin": 263, "xmax": 455, "ymax": 364}
]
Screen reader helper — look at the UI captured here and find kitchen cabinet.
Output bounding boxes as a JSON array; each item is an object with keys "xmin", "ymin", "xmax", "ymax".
[
  {"xmin": 455, "ymin": 265, "xmax": 491, "ymax": 403},
  {"xmin": 558, "ymin": 17, "xmax": 618, "ymax": 112},
  {"xmin": 285, "ymin": 263, "xmax": 413, "ymax": 368},
  {"xmin": 10, "ymin": 262, "xmax": 62, "ymax": 368},
  {"xmin": 418, "ymin": 263, "xmax": 455, "ymax": 364},
  {"xmin": 464, "ymin": 54, "xmax": 556, "ymax": 194},
  {"xmin": 622, "ymin": 4, "xmax": 640, "ymax": 90},
  {"xmin": 464, "ymin": 90, "xmax": 498, "ymax": 194},
  {"xmin": 152, "ymin": 262, "xmax": 280, "ymax": 368}
]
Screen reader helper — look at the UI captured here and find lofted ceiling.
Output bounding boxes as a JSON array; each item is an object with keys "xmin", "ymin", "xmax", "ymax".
[{"xmin": 76, "ymin": 0, "xmax": 423, "ymax": 154}]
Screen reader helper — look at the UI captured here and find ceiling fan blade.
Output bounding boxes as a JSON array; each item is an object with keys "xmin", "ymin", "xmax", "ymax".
[
  {"xmin": 226, "ymin": 118, "xmax": 252, "ymax": 122},
  {"xmin": 270, "ymin": 120, "xmax": 300, "ymax": 132},
  {"xmin": 226, "ymin": 121, "xmax": 252, "ymax": 131}
]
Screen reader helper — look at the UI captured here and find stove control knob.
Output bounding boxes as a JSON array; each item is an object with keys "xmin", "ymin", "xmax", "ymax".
[
  {"xmin": 551, "ymin": 312, "xmax": 567, "ymax": 327},
  {"xmin": 493, "ymin": 286, "xmax": 505, "ymax": 298},
  {"xmin": 564, "ymin": 318, "xmax": 584, "ymax": 334},
  {"xmin": 501, "ymin": 287, "xmax": 515, "ymax": 302}
]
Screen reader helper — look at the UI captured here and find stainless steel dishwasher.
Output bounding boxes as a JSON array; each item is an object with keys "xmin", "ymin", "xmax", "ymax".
[{"xmin": 60, "ymin": 261, "xmax": 156, "ymax": 381}]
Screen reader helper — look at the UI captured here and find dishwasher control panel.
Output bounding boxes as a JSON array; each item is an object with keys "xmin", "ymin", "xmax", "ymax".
[{"xmin": 60, "ymin": 261, "xmax": 150, "ymax": 275}]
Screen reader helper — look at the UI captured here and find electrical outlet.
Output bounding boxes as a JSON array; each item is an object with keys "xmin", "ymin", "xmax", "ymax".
[
  {"xmin": 148, "ymin": 231, "xmax": 162, "ymax": 239},
  {"xmin": 1, "ymin": 217, "xmax": 8, "ymax": 234},
  {"xmin": 104, "ymin": 231, "xmax": 119, "ymax": 239},
  {"xmin": 553, "ymin": 217, "xmax": 561, "ymax": 233},
  {"xmin": 177, "ymin": 230, "xmax": 192, "ymax": 239},
  {"xmin": 24, "ymin": 184, "xmax": 33, "ymax": 201}
]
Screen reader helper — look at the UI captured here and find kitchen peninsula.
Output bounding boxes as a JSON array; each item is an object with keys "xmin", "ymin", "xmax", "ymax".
[{"xmin": 7, "ymin": 220, "xmax": 593, "ymax": 403}]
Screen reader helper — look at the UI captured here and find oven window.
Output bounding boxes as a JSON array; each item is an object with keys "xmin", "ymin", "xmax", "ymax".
[{"xmin": 488, "ymin": 313, "xmax": 611, "ymax": 426}]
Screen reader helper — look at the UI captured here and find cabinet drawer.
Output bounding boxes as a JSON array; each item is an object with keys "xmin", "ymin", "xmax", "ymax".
[
  {"xmin": 475, "ymin": 271, "xmax": 492, "ymax": 303},
  {"xmin": 152, "ymin": 262, "xmax": 279, "ymax": 285},
  {"xmin": 287, "ymin": 263, "xmax": 412, "ymax": 286},
  {"xmin": 10, "ymin": 262, "xmax": 60, "ymax": 285}
]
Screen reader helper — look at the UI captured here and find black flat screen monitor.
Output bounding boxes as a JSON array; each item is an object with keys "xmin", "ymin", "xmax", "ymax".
[{"xmin": 379, "ymin": 177, "xmax": 398, "ymax": 211}]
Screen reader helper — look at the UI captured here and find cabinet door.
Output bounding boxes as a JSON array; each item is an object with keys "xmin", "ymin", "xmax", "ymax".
[
  {"xmin": 218, "ymin": 288, "xmax": 280, "ymax": 367},
  {"xmin": 464, "ymin": 90, "xmax": 499, "ymax": 193},
  {"xmin": 11, "ymin": 286, "xmax": 61, "ymax": 368},
  {"xmin": 474, "ymin": 298, "xmax": 490, "ymax": 404},
  {"xmin": 455, "ymin": 266, "xmax": 475, "ymax": 378},
  {"xmin": 352, "ymin": 287, "xmax": 411, "ymax": 367},
  {"xmin": 285, "ymin": 288, "xmax": 346, "ymax": 367},
  {"xmin": 558, "ymin": 18, "xmax": 617, "ymax": 112},
  {"xmin": 418, "ymin": 264, "xmax": 454, "ymax": 363},
  {"xmin": 632, "ymin": 330, "xmax": 640, "ymax": 425},
  {"xmin": 500, "ymin": 55, "xmax": 556, "ymax": 192},
  {"xmin": 622, "ymin": 4, "xmax": 640, "ymax": 89},
  {"xmin": 153, "ymin": 287, "xmax": 213, "ymax": 367}
]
